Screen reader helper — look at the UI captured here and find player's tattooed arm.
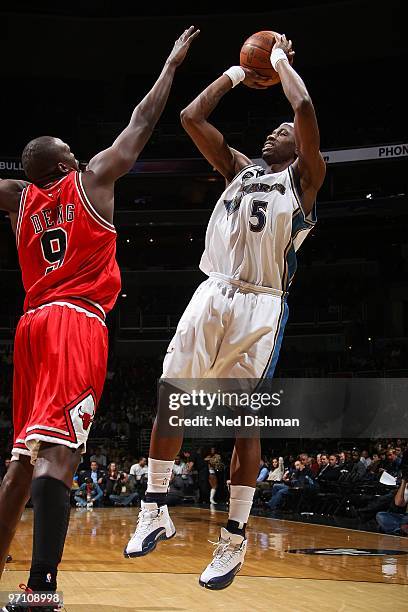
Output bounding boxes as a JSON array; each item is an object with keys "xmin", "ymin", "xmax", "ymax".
[
  {"xmin": 85, "ymin": 27, "xmax": 200, "ymax": 186},
  {"xmin": 273, "ymin": 34, "xmax": 326, "ymax": 213},
  {"xmin": 181, "ymin": 75, "xmax": 260, "ymax": 183}
]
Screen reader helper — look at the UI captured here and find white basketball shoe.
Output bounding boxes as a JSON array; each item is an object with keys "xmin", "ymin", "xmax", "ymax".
[
  {"xmin": 124, "ymin": 501, "xmax": 176, "ymax": 557},
  {"xmin": 199, "ymin": 527, "xmax": 247, "ymax": 590}
]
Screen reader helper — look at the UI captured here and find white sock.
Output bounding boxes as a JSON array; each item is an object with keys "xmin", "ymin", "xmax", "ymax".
[
  {"xmin": 146, "ymin": 458, "xmax": 174, "ymax": 494},
  {"xmin": 210, "ymin": 488, "xmax": 216, "ymax": 501},
  {"xmin": 228, "ymin": 485, "xmax": 255, "ymax": 528}
]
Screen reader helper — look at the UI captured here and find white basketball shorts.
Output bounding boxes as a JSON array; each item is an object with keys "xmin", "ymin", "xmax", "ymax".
[{"xmin": 162, "ymin": 273, "xmax": 289, "ymax": 379}]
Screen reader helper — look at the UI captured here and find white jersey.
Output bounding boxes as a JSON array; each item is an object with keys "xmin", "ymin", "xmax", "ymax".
[{"xmin": 200, "ymin": 163, "xmax": 316, "ymax": 291}]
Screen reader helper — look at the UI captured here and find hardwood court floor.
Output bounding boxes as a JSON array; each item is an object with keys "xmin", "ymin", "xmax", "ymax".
[{"xmin": 2, "ymin": 506, "xmax": 408, "ymax": 611}]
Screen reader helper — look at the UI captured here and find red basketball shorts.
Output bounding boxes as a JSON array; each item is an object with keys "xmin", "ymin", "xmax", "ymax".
[{"xmin": 12, "ymin": 302, "xmax": 108, "ymax": 462}]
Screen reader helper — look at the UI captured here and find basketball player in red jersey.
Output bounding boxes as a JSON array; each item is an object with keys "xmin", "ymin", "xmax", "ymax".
[{"xmin": 0, "ymin": 27, "xmax": 198, "ymax": 610}]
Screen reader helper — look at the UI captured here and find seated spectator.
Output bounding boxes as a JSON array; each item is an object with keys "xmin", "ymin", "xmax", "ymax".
[
  {"xmin": 364, "ymin": 453, "xmax": 382, "ymax": 480},
  {"xmin": 109, "ymin": 473, "xmax": 138, "ymax": 506},
  {"xmin": 338, "ymin": 450, "xmax": 352, "ymax": 471},
  {"xmin": 74, "ymin": 478, "xmax": 103, "ymax": 508},
  {"xmin": 267, "ymin": 457, "xmax": 284, "ymax": 482},
  {"xmin": 376, "ymin": 473, "xmax": 408, "ymax": 535},
  {"xmin": 266, "ymin": 460, "xmax": 315, "ymax": 511},
  {"xmin": 316, "ymin": 454, "xmax": 340, "ymax": 483},
  {"xmin": 130, "ymin": 457, "xmax": 148, "ymax": 482},
  {"xmin": 299, "ymin": 453, "xmax": 312, "ymax": 470},
  {"xmin": 80, "ymin": 461, "xmax": 105, "ymax": 487},
  {"xmin": 257, "ymin": 459, "xmax": 269, "ymax": 483},
  {"xmin": 338, "ymin": 449, "xmax": 366, "ymax": 481},
  {"xmin": 360, "ymin": 450, "xmax": 372, "ymax": 469},
  {"xmin": 381, "ymin": 449, "xmax": 400, "ymax": 477},
  {"xmin": 104, "ymin": 462, "xmax": 120, "ymax": 498},
  {"xmin": 395, "ymin": 447, "xmax": 404, "ymax": 470},
  {"xmin": 310, "ymin": 454, "xmax": 321, "ymax": 476},
  {"xmin": 172, "ymin": 455, "xmax": 186, "ymax": 477}
]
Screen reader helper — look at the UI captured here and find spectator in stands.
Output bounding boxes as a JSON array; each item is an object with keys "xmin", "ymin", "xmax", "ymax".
[
  {"xmin": 119, "ymin": 454, "xmax": 134, "ymax": 473},
  {"xmin": 104, "ymin": 462, "xmax": 120, "ymax": 498},
  {"xmin": 310, "ymin": 454, "xmax": 321, "ymax": 476},
  {"xmin": 284, "ymin": 454, "xmax": 296, "ymax": 470},
  {"xmin": 267, "ymin": 457, "xmax": 285, "ymax": 482},
  {"xmin": 316, "ymin": 454, "xmax": 340, "ymax": 483},
  {"xmin": 74, "ymin": 478, "xmax": 103, "ymax": 508},
  {"xmin": 299, "ymin": 453, "xmax": 312, "ymax": 469},
  {"xmin": 90, "ymin": 447, "xmax": 107, "ymax": 468},
  {"xmin": 204, "ymin": 447, "xmax": 223, "ymax": 505},
  {"xmin": 360, "ymin": 450, "xmax": 372, "ymax": 469},
  {"xmin": 366, "ymin": 452, "xmax": 382, "ymax": 478},
  {"xmin": 171, "ymin": 455, "xmax": 185, "ymax": 477},
  {"xmin": 257, "ymin": 459, "xmax": 269, "ymax": 483},
  {"xmin": 338, "ymin": 450, "xmax": 352, "ymax": 471},
  {"xmin": 130, "ymin": 457, "xmax": 148, "ymax": 482},
  {"xmin": 351, "ymin": 449, "xmax": 364, "ymax": 470},
  {"xmin": 340, "ymin": 449, "xmax": 366, "ymax": 482},
  {"xmin": 381, "ymin": 449, "xmax": 400, "ymax": 476},
  {"xmin": 80, "ymin": 461, "xmax": 105, "ymax": 487},
  {"xmin": 266, "ymin": 460, "xmax": 315, "ymax": 511},
  {"xmin": 109, "ymin": 472, "xmax": 138, "ymax": 506},
  {"xmin": 376, "ymin": 473, "xmax": 408, "ymax": 535},
  {"xmin": 395, "ymin": 447, "xmax": 404, "ymax": 470},
  {"xmin": 316, "ymin": 453, "xmax": 329, "ymax": 477}
]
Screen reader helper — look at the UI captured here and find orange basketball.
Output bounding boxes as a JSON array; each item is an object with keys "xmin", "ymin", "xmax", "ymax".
[{"xmin": 240, "ymin": 30, "xmax": 280, "ymax": 85}]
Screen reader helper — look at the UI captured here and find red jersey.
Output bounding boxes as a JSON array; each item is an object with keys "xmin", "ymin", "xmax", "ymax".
[{"xmin": 16, "ymin": 171, "xmax": 121, "ymax": 319}]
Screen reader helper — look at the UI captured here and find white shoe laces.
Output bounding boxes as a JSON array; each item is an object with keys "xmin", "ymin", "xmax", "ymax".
[
  {"xmin": 208, "ymin": 537, "xmax": 240, "ymax": 569},
  {"xmin": 130, "ymin": 507, "xmax": 159, "ymax": 541}
]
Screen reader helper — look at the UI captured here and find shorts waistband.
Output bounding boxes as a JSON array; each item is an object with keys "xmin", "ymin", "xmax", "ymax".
[
  {"xmin": 25, "ymin": 299, "xmax": 106, "ymax": 324},
  {"xmin": 208, "ymin": 272, "xmax": 288, "ymax": 297}
]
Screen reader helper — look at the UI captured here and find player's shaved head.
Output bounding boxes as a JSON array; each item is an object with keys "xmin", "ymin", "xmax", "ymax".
[{"xmin": 21, "ymin": 136, "xmax": 79, "ymax": 184}]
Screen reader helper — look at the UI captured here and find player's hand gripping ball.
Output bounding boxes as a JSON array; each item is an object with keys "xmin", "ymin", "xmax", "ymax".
[{"xmin": 240, "ymin": 31, "xmax": 294, "ymax": 87}]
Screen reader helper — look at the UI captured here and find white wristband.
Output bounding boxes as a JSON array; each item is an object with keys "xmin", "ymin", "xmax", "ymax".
[
  {"xmin": 270, "ymin": 48, "xmax": 288, "ymax": 71},
  {"xmin": 223, "ymin": 66, "xmax": 246, "ymax": 88}
]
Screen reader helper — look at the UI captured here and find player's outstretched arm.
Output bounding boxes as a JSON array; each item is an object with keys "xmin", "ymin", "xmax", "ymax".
[
  {"xmin": 181, "ymin": 69, "xmax": 268, "ymax": 183},
  {"xmin": 272, "ymin": 34, "xmax": 326, "ymax": 213},
  {"xmin": 85, "ymin": 27, "xmax": 200, "ymax": 186}
]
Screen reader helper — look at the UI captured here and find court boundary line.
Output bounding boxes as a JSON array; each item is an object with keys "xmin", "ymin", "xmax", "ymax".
[{"xmin": 5, "ymin": 569, "xmax": 408, "ymax": 587}]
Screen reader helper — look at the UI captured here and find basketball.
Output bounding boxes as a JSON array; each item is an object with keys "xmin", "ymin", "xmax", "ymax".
[{"xmin": 240, "ymin": 30, "xmax": 280, "ymax": 85}]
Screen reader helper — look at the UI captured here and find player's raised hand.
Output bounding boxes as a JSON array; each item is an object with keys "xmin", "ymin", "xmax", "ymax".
[
  {"xmin": 242, "ymin": 67, "xmax": 271, "ymax": 90},
  {"xmin": 272, "ymin": 33, "xmax": 295, "ymax": 64},
  {"xmin": 167, "ymin": 26, "xmax": 200, "ymax": 67}
]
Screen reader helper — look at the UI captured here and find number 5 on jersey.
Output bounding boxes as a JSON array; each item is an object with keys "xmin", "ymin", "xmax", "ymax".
[
  {"xmin": 249, "ymin": 199, "xmax": 268, "ymax": 232},
  {"xmin": 40, "ymin": 228, "xmax": 68, "ymax": 275}
]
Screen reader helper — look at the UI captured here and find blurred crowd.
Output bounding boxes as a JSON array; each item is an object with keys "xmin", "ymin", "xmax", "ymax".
[{"xmin": 2, "ymin": 439, "xmax": 406, "ymax": 536}]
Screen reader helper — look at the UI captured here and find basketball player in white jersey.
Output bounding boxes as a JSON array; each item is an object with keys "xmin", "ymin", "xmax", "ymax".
[{"xmin": 125, "ymin": 33, "xmax": 326, "ymax": 589}]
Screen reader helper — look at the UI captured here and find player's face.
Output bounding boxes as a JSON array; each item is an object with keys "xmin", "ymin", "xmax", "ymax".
[
  {"xmin": 55, "ymin": 139, "xmax": 80, "ymax": 173},
  {"xmin": 262, "ymin": 124, "xmax": 296, "ymax": 165}
]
